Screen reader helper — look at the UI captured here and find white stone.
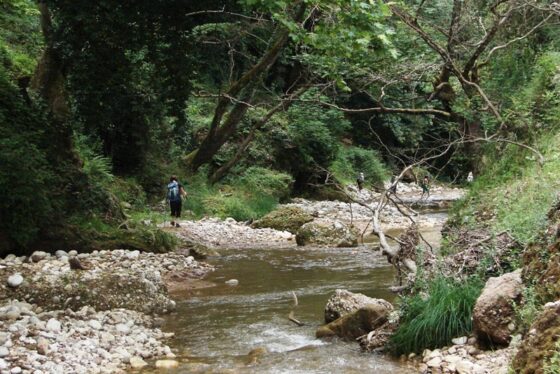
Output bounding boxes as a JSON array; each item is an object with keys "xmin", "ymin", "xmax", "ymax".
[
  {"xmin": 225, "ymin": 279, "xmax": 239, "ymax": 286},
  {"xmin": 126, "ymin": 251, "xmax": 140, "ymax": 260},
  {"xmin": 88, "ymin": 320, "xmax": 102, "ymax": 330},
  {"xmin": 426, "ymin": 357, "xmax": 442, "ymax": 368},
  {"xmin": 55, "ymin": 250, "xmax": 68, "ymax": 259},
  {"xmin": 10, "ymin": 367, "xmax": 22, "ymax": 374},
  {"xmin": 129, "ymin": 356, "xmax": 147, "ymax": 368},
  {"xmin": 7, "ymin": 273, "xmax": 23, "ymax": 288},
  {"xmin": 31, "ymin": 251, "xmax": 49, "ymax": 262},
  {"xmin": 115, "ymin": 324, "xmax": 130, "ymax": 334},
  {"xmin": 0, "ymin": 347, "xmax": 8, "ymax": 358},
  {"xmin": 452, "ymin": 336, "xmax": 468, "ymax": 345},
  {"xmin": 46, "ymin": 319, "xmax": 61, "ymax": 332},
  {"xmin": 456, "ymin": 360, "xmax": 474, "ymax": 374},
  {"xmin": 155, "ymin": 360, "xmax": 179, "ymax": 369},
  {"xmin": 36, "ymin": 337, "xmax": 49, "ymax": 355}
]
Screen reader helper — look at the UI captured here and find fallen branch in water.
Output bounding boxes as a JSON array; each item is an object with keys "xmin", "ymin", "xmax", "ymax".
[{"xmin": 288, "ymin": 291, "xmax": 304, "ymax": 326}]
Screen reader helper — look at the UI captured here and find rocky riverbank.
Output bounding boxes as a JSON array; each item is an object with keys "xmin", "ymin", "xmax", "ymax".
[
  {"xmin": 414, "ymin": 337, "xmax": 517, "ymax": 374},
  {"xmin": 173, "ymin": 184, "xmax": 464, "ymax": 250},
  {"xmin": 0, "ymin": 249, "xmax": 213, "ymax": 372}
]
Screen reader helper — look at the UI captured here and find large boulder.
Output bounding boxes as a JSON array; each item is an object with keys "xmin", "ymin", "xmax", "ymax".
[
  {"xmin": 513, "ymin": 300, "xmax": 560, "ymax": 373},
  {"xmin": 324, "ymin": 289, "xmax": 392, "ymax": 323},
  {"xmin": 473, "ymin": 269, "xmax": 523, "ymax": 345},
  {"xmin": 316, "ymin": 303, "xmax": 393, "ymax": 340},
  {"xmin": 251, "ymin": 206, "xmax": 313, "ymax": 234},
  {"xmin": 296, "ymin": 219, "xmax": 358, "ymax": 247}
]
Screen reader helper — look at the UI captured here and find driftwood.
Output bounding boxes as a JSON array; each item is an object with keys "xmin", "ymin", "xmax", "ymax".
[{"xmin": 288, "ymin": 291, "xmax": 304, "ymax": 326}]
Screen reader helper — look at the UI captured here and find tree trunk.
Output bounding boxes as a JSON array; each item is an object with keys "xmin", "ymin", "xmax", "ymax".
[
  {"xmin": 185, "ymin": 2, "xmax": 306, "ymax": 172},
  {"xmin": 30, "ymin": 2, "xmax": 69, "ymax": 122}
]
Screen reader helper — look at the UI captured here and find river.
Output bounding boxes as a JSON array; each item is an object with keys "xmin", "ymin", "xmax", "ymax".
[{"xmin": 158, "ymin": 212, "xmax": 446, "ymax": 373}]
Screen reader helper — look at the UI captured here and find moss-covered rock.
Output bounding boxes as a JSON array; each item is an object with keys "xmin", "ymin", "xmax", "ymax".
[
  {"xmin": 296, "ymin": 219, "xmax": 358, "ymax": 247},
  {"xmin": 523, "ymin": 199, "xmax": 560, "ymax": 302},
  {"xmin": 324, "ymin": 289, "xmax": 392, "ymax": 323},
  {"xmin": 316, "ymin": 303, "xmax": 393, "ymax": 340},
  {"xmin": 251, "ymin": 206, "xmax": 313, "ymax": 234},
  {"xmin": 512, "ymin": 301, "xmax": 560, "ymax": 373},
  {"xmin": 472, "ymin": 269, "xmax": 523, "ymax": 346}
]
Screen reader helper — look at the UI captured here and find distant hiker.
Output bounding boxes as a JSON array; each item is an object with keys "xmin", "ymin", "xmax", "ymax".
[
  {"xmin": 389, "ymin": 175, "xmax": 397, "ymax": 195},
  {"xmin": 420, "ymin": 175, "xmax": 430, "ymax": 199},
  {"xmin": 167, "ymin": 176, "xmax": 187, "ymax": 227},
  {"xmin": 357, "ymin": 172, "xmax": 365, "ymax": 191},
  {"xmin": 467, "ymin": 171, "xmax": 474, "ymax": 183}
]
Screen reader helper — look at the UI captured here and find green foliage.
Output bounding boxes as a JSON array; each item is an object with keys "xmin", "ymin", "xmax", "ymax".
[
  {"xmin": 0, "ymin": 0, "xmax": 42, "ymax": 78},
  {"xmin": 184, "ymin": 168, "xmax": 292, "ymax": 221},
  {"xmin": 449, "ymin": 52, "xmax": 560, "ymax": 244},
  {"xmin": 330, "ymin": 146, "xmax": 388, "ymax": 185},
  {"xmin": 514, "ymin": 286, "xmax": 541, "ymax": 335},
  {"xmin": 544, "ymin": 340, "xmax": 560, "ymax": 374},
  {"xmin": 286, "ymin": 94, "xmax": 351, "ymax": 178},
  {"xmin": 70, "ymin": 215, "xmax": 177, "ymax": 253},
  {"xmin": 235, "ymin": 166, "xmax": 293, "ymax": 200},
  {"xmin": 0, "ymin": 66, "xmax": 58, "ymax": 247},
  {"xmin": 389, "ymin": 276, "xmax": 483, "ymax": 355}
]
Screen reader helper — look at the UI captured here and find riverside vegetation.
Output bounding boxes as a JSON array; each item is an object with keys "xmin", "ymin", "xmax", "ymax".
[{"xmin": 0, "ymin": 0, "xmax": 560, "ymax": 373}]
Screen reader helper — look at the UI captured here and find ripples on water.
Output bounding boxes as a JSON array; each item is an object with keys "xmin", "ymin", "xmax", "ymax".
[{"xmin": 160, "ymin": 222, "xmax": 444, "ymax": 373}]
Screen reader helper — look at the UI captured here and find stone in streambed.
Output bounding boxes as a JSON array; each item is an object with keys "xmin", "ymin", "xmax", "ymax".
[
  {"xmin": 316, "ymin": 303, "xmax": 393, "ymax": 340},
  {"xmin": 130, "ymin": 356, "xmax": 147, "ymax": 368},
  {"xmin": 0, "ymin": 346, "xmax": 9, "ymax": 358},
  {"xmin": 46, "ymin": 318, "xmax": 61, "ymax": 332},
  {"xmin": 251, "ymin": 206, "xmax": 313, "ymax": 234},
  {"xmin": 296, "ymin": 219, "xmax": 358, "ymax": 247},
  {"xmin": 473, "ymin": 269, "xmax": 522, "ymax": 345},
  {"xmin": 7, "ymin": 273, "xmax": 23, "ymax": 288},
  {"xmin": 225, "ymin": 279, "xmax": 239, "ymax": 286},
  {"xmin": 31, "ymin": 251, "xmax": 49, "ymax": 262},
  {"xmin": 155, "ymin": 360, "xmax": 179, "ymax": 369},
  {"xmin": 36, "ymin": 337, "xmax": 49, "ymax": 355},
  {"xmin": 324, "ymin": 289, "xmax": 392, "ymax": 323}
]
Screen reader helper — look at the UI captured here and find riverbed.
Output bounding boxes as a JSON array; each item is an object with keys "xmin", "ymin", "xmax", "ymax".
[{"xmin": 158, "ymin": 214, "xmax": 446, "ymax": 373}]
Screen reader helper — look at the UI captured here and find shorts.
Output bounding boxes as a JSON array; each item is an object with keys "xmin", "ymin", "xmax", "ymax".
[{"xmin": 170, "ymin": 200, "xmax": 182, "ymax": 218}]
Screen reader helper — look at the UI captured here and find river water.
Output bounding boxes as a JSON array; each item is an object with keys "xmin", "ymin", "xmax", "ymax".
[{"xmin": 159, "ymin": 213, "xmax": 446, "ymax": 374}]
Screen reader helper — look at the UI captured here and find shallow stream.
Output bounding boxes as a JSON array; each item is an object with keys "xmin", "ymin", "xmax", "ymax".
[{"xmin": 158, "ymin": 213, "xmax": 446, "ymax": 373}]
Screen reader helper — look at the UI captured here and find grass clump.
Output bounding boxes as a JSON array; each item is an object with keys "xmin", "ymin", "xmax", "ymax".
[
  {"xmin": 389, "ymin": 276, "xmax": 483, "ymax": 355},
  {"xmin": 544, "ymin": 340, "xmax": 560, "ymax": 374},
  {"xmin": 330, "ymin": 146, "xmax": 388, "ymax": 186},
  {"xmin": 183, "ymin": 167, "xmax": 293, "ymax": 221}
]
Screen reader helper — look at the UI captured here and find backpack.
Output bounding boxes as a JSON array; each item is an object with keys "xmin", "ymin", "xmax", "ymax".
[{"xmin": 167, "ymin": 181, "xmax": 180, "ymax": 202}]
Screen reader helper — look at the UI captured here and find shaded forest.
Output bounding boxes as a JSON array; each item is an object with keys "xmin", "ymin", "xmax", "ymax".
[{"xmin": 1, "ymin": 0, "xmax": 558, "ymax": 255}]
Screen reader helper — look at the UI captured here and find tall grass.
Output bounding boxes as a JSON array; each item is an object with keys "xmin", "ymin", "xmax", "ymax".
[
  {"xmin": 183, "ymin": 167, "xmax": 292, "ymax": 221},
  {"xmin": 389, "ymin": 276, "xmax": 483, "ymax": 355},
  {"xmin": 330, "ymin": 146, "xmax": 388, "ymax": 186}
]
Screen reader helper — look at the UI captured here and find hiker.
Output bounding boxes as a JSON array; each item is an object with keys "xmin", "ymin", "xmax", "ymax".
[
  {"xmin": 467, "ymin": 171, "xmax": 474, "ymax": 183},
  {"xmin": 167, "ymin": 176, "xmax": 187, "ymax": 227},
  {"xmin": 357, "ymin": 172, "xmax": 365, "ymax": 191},
  {"xmin": 389, "ymin": 175, "xmax": 397, "ymax": 195},
  {"xmin": 420, "ymin": 175, "xmax": 430, "ymax": 199}
]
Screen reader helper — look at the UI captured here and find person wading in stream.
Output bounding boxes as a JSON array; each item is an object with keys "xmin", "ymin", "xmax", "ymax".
[
  {"xmin": 167, "ymin": 176, "xmax": 187, "ymax": 227},
  {"xmin": 420, "ymin": 175, "xmax": 430, "ymax": 200},
  {"xmin": 357, "ymin": 172, "xmax": 365, "ymax": 191}
]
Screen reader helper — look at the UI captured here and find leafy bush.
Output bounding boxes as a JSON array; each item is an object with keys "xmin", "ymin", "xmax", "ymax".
[
  {"xmin": 235, "ymin": 166, "xmax": 293, "ymax": 200},
  {"xmin": 389, "ymin": 276, "xmax": 483, "ymax": 355},
  {"xmin": 544, "ymin": 340, "xmax": 560, "ymax": 374},
  {"xmin": 287, "ymin": 94, "xmax": 351, "ymax": 175},
  {"xmin": 0, "ymin": 66, "xmax": 58, "ymax": 248},
  {"xmin": 330, "ymin": 146, "xmax": 388, "ymax": 186},
  {"xmin": 183, "ymin": 168, "xmax": 290, "ymax": 221},
  {"xmin": 514, "ymin": 286, "xmax": 541, "ymax": 335}
]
